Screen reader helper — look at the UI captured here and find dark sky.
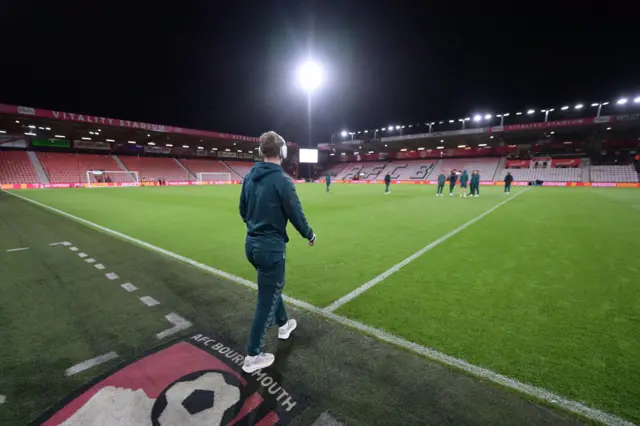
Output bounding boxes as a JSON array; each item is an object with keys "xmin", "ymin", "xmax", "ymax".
[{"xmin": 1, "ymin": 1, "xmax": 639, "ymax": 145}]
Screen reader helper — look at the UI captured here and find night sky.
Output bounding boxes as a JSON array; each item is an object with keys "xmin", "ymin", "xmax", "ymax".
[{"xmin": 1, "ymin": 2, "xmax": 638, "ymax": 145}]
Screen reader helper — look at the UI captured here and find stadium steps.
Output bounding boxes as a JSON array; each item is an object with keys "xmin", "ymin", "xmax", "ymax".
[
  {"xmin": 425, "ymin": 159, "xmax": 442, "ymax": 180},
  {"xmin": 113, "ymin": 155, "xmax": 131, "ymax": 173},
  {"xmin": 581, "ymin": 158, "xmax": 591, "ymax": 182},
  {"xmin": 492, "ymin": 157, "xmax": 506, "ymax": 181},
  {"xmin": 27, "ymin": 150, "xmax": 49, "ymax": 184},
  {"xmin": 173, "ymin": 158, "xmax": 196, "ymax": 179},
  {"xmin": 220, "ymin": 161, "xmax": 247, "ymax": 179}
]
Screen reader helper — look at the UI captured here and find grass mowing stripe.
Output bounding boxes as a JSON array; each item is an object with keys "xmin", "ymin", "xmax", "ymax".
[
  {"xmin": 325, "ymin": 189, "xmax": 530, "ymax": 312},
  {"xmin": 5, "ymin": 190, "xmax": 632, "ymax": 426}
]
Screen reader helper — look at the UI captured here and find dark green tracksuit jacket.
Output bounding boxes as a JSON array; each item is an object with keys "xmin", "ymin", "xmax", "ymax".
[
  {"xmin": 460, "ymin": 172, "xmax": 469, "ymax": 188},
  {"xmin": 384, "ymin": 174, "xmax": 391, "ymax": 192},
  {"xmin": 449, "ymin": 173, "xmax": 458, "ymax": 193},
  {"xmin": 470, "ymin": 173, "xmax": 480, "ymax": 195},
  {"xmin": 504, "ymin": 173, "xmax": 514, "ymax": 192},
  {"xmin": 239, "ymin": 162, "xmax": 314, "ymax": 355},
  {"xmin": 437, "ymin": 173, "xmax": 446, "ymax": 194},
  {"xmin": 325, "ymin": 174, "xmax": 331, "ymax": 191}
]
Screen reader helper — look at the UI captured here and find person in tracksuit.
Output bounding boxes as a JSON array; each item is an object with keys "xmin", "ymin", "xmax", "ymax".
[
  {"xmin": 384, "ymin": 173, "xmax": 391, "ymax": 194},
  {"xmin": 459, "ymin": 170, "xmax": 469, "ymax": 198},
  {"xmin": 470, "ymin": 170, "xmax": 480, "ymax": 197},
  {"xmin": 239, "ymin": 131, "xmax": 317, "ymax": 373},
  {"xmin": 325, "ymin": 173, "xmax": 331, "ymax": 193},
  {"xmin": 504, "ymin": 171, "xmax": 514, "ymax": 195},
  {"xmin": 436, "ymin": 171, "xmax": 446, "ymax": 196},
  {"xmin": 448, "ymin": 170, "xmax": 458, "ymax": 196}
]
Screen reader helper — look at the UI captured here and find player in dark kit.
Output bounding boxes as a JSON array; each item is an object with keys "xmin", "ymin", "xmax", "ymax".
[
  {"xmin": 239, "ymin": 131, "xmax": 317, "ymax": 373},
  {"xmin": 459, "ymin": 170, "xmax": 469, "ymax": 198},
  {"xmin": 384, "ymin": 172, "xmax": 391, "ymax": 194},
  {"xmin": 504, "ymin": 171, "xmax": 514, "ymax": 195},
  {"xmin": 448, "ymin": 170, "xmax": 458, "ymax": 196},
  {"xmin": 325, "ymin": 173, "xmax": 331, "ymax": 193},
  {"xmin": 436, "ymin": 171, "xmax": 446, "ymax": 196},
  {"xmin": 470, "ymin": 170, "xmax": 480, "ymax": 197}
]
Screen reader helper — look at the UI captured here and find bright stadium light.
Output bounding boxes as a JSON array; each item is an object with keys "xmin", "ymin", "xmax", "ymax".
[
  {"xmin": 0, "ymin": 130, "xmax": 6, "ymax": 134},
  {"xmin": 395, "ymin": 125, "xmax": 401, "ymax": 129},
  {"xmin": 54, "ymin": 134, "xmax": 65, "ymax": 138},
  {"xmin": 527, "ymin": 109, "xmax": 535, "ymax": 115},
  {"xmin": 634, "ymin": 96, "xmax": 640, "ymax": 103},
  {"xmin": 296, "ymin": 60, "xmax": 325, "ymax": 92},
  {"xmin": 148, "ymin": 142, "xmax": 155, "ymax": 145},
  {"xmin": 106, "ymin": 139, "xmax": 115, "ymax": 142},
  {"xmin": 448, "ymin": 120, "xmax": 454, "ymax": 123},
  {"xmin": 387, "ymin": 126, "xmax": 394, "ymax": 131},
  {"xmin": 182, "ymin": 145, "xmax": 189, "ymax": 148},
  {"xmin": 166, "ymin": 144, "xmax": 173, "ymax": 147},
  {"xmin": 516, "ymin": 112, "xmax": 523, "ymax": 115},
  {"xmin": 128, "ymin": 141, "xmax": 136, "ymax": 144},
  {"xmin": 484, "ymin": 114, "xmax": 492, "ymax": 119},
  {"xmin": 473, "ymin": 114, "xmax": 481, "ymax": 122},
  {"xmin": 617, "ymin": 98, "xmax": 628, "ymax": 105},
  {"xmin": 561, "ymin": 106, "xmax": 569, "ymax": 110},
  {"xmin": 341, "ymin": 130, "xmax": 347, "ymax": 137},
  {"xmin": 575, "ymin": 104, "xmax": 583, "ymax": 109}
]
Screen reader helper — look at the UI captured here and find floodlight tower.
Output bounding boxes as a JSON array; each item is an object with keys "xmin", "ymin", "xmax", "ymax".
[{"xmin": 296, "ymin": 60, "xmax": 325, "ymax": 178}]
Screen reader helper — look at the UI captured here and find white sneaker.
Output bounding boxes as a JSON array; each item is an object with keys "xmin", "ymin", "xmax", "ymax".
[
  {"xmin": 242, "ymin": 353, "xmax": 275, "ymax": 373},
  {"xmin": 278, "ymin": 319, "xmax": 297, "ymax": 340}
]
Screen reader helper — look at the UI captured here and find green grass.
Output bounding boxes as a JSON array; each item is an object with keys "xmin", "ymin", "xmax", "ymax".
[{"xmin": 7, "ymin": 183, "xmax": 640, "ymax": 423}]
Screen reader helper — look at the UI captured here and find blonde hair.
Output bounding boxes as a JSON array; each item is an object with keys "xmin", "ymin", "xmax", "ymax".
[{"xmin": 259, "ymin": 131, "xmax": 285, "ymax": 158}]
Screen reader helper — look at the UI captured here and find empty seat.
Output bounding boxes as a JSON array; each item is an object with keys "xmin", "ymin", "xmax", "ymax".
[
  {"xmin": 118, "ymin": 156, "xmax": 192, "ymax": 181},
  {"xmin": 37, "ymin": 152, "xmax": 132, "ymax": 183},
  {"xmin": 0, "ymin": 151, "xmax": 39, "ymax": 184}
]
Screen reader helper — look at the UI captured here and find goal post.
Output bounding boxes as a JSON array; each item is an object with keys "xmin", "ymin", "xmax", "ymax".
[
  {"xmin": 196, "ymin": 172, "xmax": 232, "ymax": 183},
  {"xmin": 86, "ymin": 170, "xmax": 140, "ymax": 187}
]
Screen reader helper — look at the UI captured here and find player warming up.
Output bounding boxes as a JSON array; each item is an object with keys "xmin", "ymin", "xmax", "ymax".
[
  {"xmin": 459, "ymin": 170, "xmax": 469, "ymax": 198},
  {"xmin": 448, "ymin": 170, "xmax": 458, "ymax": 196},
  {"xmin": 470, "ymin": 170, "xmax": 481, "ymax": 197},
  {"xmin": 504, "ymin": 171, "xmax": 514, "ymax": 195},
  {"xmin": 436, "ymin": 170, "xmax": 446, "ymax": 196},
  {"xmin": 239, "ymin": 131, "xmax": 317, "ymax": 373},
  {"xmin": 384, "ymin": 172, "xmax": 391, "ymax": 194},
  {"xmin": 325, "ymin": 173, "xmax": 331, "ymax": 193}
]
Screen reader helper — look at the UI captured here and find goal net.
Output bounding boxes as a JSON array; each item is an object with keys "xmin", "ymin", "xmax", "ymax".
[
  {"xmin": 196, "ymin": 172, "xmax": 232, "ymax": 183},
  {"xmin": 86, "ymin": 170, "xmax": 140, "ymax": 187}
]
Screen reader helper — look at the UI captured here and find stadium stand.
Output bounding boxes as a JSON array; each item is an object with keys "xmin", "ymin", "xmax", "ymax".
[
  {"xmin": 179, "ymin": 158, "xmax": 240, "ymax": 179},
  {"xmin": 500, "ymin": 167, "xmax": 582, "ymax": 182},
  {"xmin": 438, "ymin": 158, "xmax": 501, "ymax": 180},
  {"xmin": 338, "ymin": 163, "xmax": 364, "ymax": 180},
  {"xmin": 37, "ymin": 152, "xmax": 134, "ymax": 183},
  {"xmin": 0, "ymin": 150, "xmax": 39, "ymax": 184},
  {"xmin": 118, "ymin": 156, "xmax": 192, "ymax": 181},
  {"xmin": 590, "ymin": 165, "xmax": 639, "ymax": 182},
  {"xmin": 223, "ymin": 161, "xmax": 254, "ymax": 178},
  {"xmin": 357, "ymin": 162, "xmax": 387, "ymax": 179},
  {"xmin": 324, "ymin": 162, "xmax": 350, "ymax": 178}
]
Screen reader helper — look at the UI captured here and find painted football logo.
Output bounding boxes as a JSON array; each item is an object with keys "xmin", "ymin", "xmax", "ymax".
[{"xmin": 151, "ymin": 370, "xmax": 244, "ymax": 426}]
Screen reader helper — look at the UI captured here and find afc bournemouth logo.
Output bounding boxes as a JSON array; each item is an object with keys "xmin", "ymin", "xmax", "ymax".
[{"xmin": 33, "ymin": 332, "xmax": 307, "ymax": 425}]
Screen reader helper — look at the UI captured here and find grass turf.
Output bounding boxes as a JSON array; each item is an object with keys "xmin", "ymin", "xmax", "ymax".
[{"xmin": 8, "ymin": 183, "xmax": 640, "ymax": 423}]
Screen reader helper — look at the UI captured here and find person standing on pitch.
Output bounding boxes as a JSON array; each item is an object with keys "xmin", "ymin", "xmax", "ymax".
[
  {"xmin": 384, "ymin": 172, "xmax": 391, "ymax": 194},
  {"xmin": 239, "ymin": 131, "xmax": 317, "ymax": 373},
  {"xmin": 459, "ymin": 170, "xmax": 469, "ymax": 198},
  {"xmin": 325, "ymin": 173, "xmax": 331, "ymax": 193},
  {"xmin": 448, "ymin": 170, "xmax": 458, "ymax": 196},
  {"xmin": 504, "ymin": 171, "xmax": 514, "ymax": 195},
  {"xmin": 470, "ymin": 170, "xmax": 480, "ymax": 197},
  {"xmin": 436, "ymin": 170, "xmax": 446, "ymax": 196}
]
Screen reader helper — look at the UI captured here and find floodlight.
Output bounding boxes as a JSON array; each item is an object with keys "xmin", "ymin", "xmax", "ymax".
[
  {"xmin": 617, "ymin": 98, "xmax": 628, "ymax": 105},
  {"xmin": 296, "ymin": 61, "xmax": 324, "ymax": 92},
  {"xmin": 473, "ymin": 115, "xmax": 481, "ymax": 122},
  {"xmin": 341, "ymin": 130, "xmax": 347, "ymax": 137}
]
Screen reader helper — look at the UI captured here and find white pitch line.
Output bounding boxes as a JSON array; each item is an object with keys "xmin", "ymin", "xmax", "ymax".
[
  {"xmin": 0, "ymin": 394, "xmax": 5, "ymax": 404},
  {"xmin": 140, "ymin": 296, "xmax": 160, "ymax": 307},
  {"xmin": 6, "ymin": 247, "xmax": 29, "ymax": 252},
  {"xmin": 85, "ymin": 258, "xmax": 96, "ymax": 264},
  {"xmin": 325, "ymin": 189, "xmax": 530, "ymax": 313},
  {"xmin": 77, "ymin": 252, "xmax": 88, "ymax": 258},
  {"xmin": 121, "ymin": 283, "xmax": 138, "ymax": 292},
  {"xmin": 6, "ymin": 190, "xmax": 633, "ymax": 426},
  {"xmin": 94, "ymin": 263, "xmax": 105, "ymax": 270},
  {"xmin": 65, "ymin": 352, "xmax": 119, "ymax": 376},
  {"xmin": 50, "ymin": 241, "xmax": 72, "ymax": 246},
  {"xmin": 105, "ymin": 272, "xmax": 119, "ymax": 280},
  {"xmin": 156, "ymin": 313, "xmax": 193, "ymax": 339},
  {"xmin": 69, "ymin": 246, "xmax": 78, "ymax": 252}
]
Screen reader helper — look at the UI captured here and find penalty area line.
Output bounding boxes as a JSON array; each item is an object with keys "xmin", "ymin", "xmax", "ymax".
[
  {"xmin": 5, "ymin": 190, "xmax": 632, "ymax": 426},
  {"xmin": 325, "ymin": 188, "xmax": 530, "ymax": 313},
  {"xmin": 65, "ymin": 352, "xmax": 119, "ymax": 377}
]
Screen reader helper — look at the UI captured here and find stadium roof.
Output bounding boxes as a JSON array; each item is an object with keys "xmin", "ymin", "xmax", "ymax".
[{"xmin": 0, "ymin": 103, "xmax": 299, "ymax": 152}]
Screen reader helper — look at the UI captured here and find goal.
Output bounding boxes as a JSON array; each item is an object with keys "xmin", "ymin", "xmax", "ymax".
[
  {"xmin": 86, "ymin": 170, "xmax": 140, "ymax": 187},
  {"xmin": 196, "ymin": 172, "xmax": 232, "ymax": 183}
]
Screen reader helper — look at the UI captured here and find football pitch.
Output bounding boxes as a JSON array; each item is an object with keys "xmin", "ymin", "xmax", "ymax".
[{"xmin": 1, "ymin": 183, "xmax": 639, "ymax": 425}]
